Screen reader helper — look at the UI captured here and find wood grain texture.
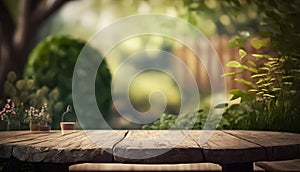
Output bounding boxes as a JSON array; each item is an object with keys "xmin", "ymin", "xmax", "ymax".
[
  {"xmin": 223, "ymin": 130, "xmax": 300, "ymax": 161},
  {"xmin": 0, "ymin": 130, "xmax": 128, "ymax": 163},
  {"xmin": 188, "ymin": 130, "xmax": 267, "ymax": 164},
  {"xmin": 256, "ymin": 159, "xmax": 300, "ymax": 172},
  {"xmin": 69, "ymin": 163, "xmax": 223, "ymax": 171},
  {"xmin": 1, "ymin": 130, "xmax": 300, "ymax": 167},
  {"xmin": 113, "ymin": 130, "xmax": 204, "ymax": 163}
]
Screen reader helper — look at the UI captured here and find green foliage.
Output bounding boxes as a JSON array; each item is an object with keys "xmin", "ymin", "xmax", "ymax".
[
  {"xmin": 253, "ymin": 0, "xmax": 300, "ymax": 57},
  {"xmin": 1, "ymin": 71, "xmax": 61, "ymax": 130},
  {"xmin": 223, "ymin": 36, "xmax": 300, "ymax": 132},
  {"xmin": 24, "ymin": 35, "xmax": 112, "ymax": 129},
  {"xmin": 221, "ymin": 0, "xmax": 300, "ymax": 133},
  {"xmin": 224, "ymin": 38, "xmax": 293, "ymax": 101},
  {"xmin": 184, "ymin": 0, "xmax": 263, "ymax": 36},
  {"xmin": 141, "ymin": 109, "xmax": 229, "ymax": 130},
  {"xmin": 228, "ymin": 37, "xmax": 246, "ymax": 48},
  {"xmin": 140, "ymin": 0, "xmax": 300, "ymax": 132},
  {"xmin": 222, "ymin": 100, "xmax": 300, "ymax": 132}
]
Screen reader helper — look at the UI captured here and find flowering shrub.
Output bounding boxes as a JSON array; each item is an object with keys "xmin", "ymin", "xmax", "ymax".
[
  {"xmin": 25, "ymin": 103, "xmax": 51, "ymax": 123},
  {"xmin": 0, "ymin": 99, "xmax": 25, "ymax": 130},
  {"xmin": 0, "ymin": 99, "xmax": 22, "ymax": 122}
]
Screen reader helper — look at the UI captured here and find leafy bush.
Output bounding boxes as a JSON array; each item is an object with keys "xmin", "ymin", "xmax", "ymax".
[
  {"xmin": 24, "ymin": 35, "xmax": 112, "ymax": 129},
  {"xmin": 141, "ymin": 109, "xmax": 229, "ymax": 130},
  {"xmin": 223, "ymin": 38, "xmax": 300, "ymax": 132},
  {"xmin": 182, "ymin": 0, "xmax": 300, "ymax": 132},
  {"xmin": 1, "ymin": 71, "xmax": 61, "ymax": 130}
]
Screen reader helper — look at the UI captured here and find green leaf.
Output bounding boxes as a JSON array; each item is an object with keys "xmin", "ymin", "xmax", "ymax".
[
  {"xmin": 227, "ymin": 37, "xmax": 245, "ymax": 48},
  {"xmin": 282, "ymin": 76, "xmax": 293, "ymax": 79},
  {"xmin": 248, "ymin": 89, "xmax": 258, "ymax": 92},
  {"xmin": 234, "ymin": 78, "xmax": 253, "ymax": 86},
  {"xmin": 283, "ymin": 82, "xmax": 293, "ymax": 85},
  {"xmin": 240, "ymin": 65, "xmax": 249, "ymax": 70},
  {"xmin": 247, "ymin": 60, "xmax": 257, "ymax": 67},
  {"xmin": 252, "ymin": 54, "xmax": 265, "ymax": 59},
  {"xmin": 268, "ymin": 57, "xmax": 279, "ymax": 61},
  {"xmin": 248, "ymin": 67, "xmax": 258, "ymax": 73},
  {"xmin": 272, "ymin": 88, "xmax": 281, "ymax": 91},
  {"xmin": 256, "ymin": 91, "xmax": 264, "ymax": 95},
  {"xmin": 229, "ymin": 89, "xmax": 254, "ymax": 102},
  {"xmin": 257, "ymin": 82, "xmax": 272, "ymax": 88},
  {"xmin": 226, "ymin": 61, "xmax": 241, "ymax": 68},
  {"xmin": 222, "ymin": 72, "xmax": 236, "ymax": 77},
  {"xmin": 251, "ymin": 39, "xmax": 268, "ymax": 49},
  {"xmin": 263, "ymin": 94, "xmax": 275, "ymax": 98},
  {"xmin": 268, "ymin": 61, "xmax": 278, "ymax": 65},
  {"xmin": 239, "ymin": 49, "xmax": 247, "ymax": 59},
  {"xmin": 260, "ymin": 67, "xmax": 270, "ymax": 72},
  {"xmin": 290, "ymin": 69, "xmax": 300, "ymax": 73},
  {"xmin": 265, "ymin": 63, "xmax": 276, "ymax": 69},
  {"xmin": 256, "ymin": 78, "xmax": 266, "ymax": 85}
]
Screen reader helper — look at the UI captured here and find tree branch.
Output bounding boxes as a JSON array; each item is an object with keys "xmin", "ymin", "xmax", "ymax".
[
  {"xmin": 13, "ymin": 0, "xmax": 31, "ymax": 49},
  {"xmin": 31, "ymin": 0, "xmax": 71, "ymax": 28},
  {"xmin": 0, "ymin": 0, "xmax": 16, "ymax": 43}
]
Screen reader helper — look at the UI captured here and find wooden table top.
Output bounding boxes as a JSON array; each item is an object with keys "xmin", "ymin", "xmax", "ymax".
[{"xmin": 0, "ymin": 130, "xmax": 300, "ymax": 165}]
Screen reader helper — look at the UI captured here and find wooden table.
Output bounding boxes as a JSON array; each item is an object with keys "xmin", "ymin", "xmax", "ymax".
[{"xmin": 0, "ymin": 130, "xmax": 300, "ymax": 172}]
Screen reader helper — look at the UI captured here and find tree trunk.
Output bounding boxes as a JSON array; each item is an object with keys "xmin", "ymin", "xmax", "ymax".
[
  {"xmin": 0, "ymin": 0, "xmax": 71, "ymax": 99},
  {"xmin": 0, "ymin": 33, "xmax": 35, "ymax": 99}
]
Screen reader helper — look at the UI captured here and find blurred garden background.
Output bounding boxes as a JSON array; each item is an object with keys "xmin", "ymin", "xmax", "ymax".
[{"xmin": 0, "ymin": 0, "xmax": 299, "ymax": 132}]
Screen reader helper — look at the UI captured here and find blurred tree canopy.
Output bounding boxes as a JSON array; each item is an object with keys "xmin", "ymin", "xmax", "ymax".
[
  {"xmin": 183, "ymin": 0, "xmax": 263, "ymax": 36},
  {"xmin": 0, "ymin": 0, "xmax": 71, "ymax": 98}
]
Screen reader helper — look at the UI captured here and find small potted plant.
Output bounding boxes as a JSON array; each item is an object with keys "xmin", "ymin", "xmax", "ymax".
[
  {"xmin": 60, "ymin": 105, "xmax": 75, "ymax": 135},
  {"xmin": 25, "ymin": 103, "xmax": 52, "ymax": 132},
  {"xmin": 24, "ymin": 106, "xmax": 39, "ymax": 131},
  {"xmin": 0, "ymin": 99, "xmax": 23, "ymax": 131},
  {"xmin": 38, "ymin": 103, "xmax": 51, "ymax": 132}
]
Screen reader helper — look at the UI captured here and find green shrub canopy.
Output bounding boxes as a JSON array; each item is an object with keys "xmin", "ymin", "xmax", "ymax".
[{"xmin": 24, "ymin": 35, "xmax": 112, "ymax": 129}]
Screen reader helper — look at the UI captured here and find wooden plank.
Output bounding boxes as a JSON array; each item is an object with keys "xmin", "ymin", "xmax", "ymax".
[
  {"xmin": 0, "ymin": 130, "xmax": 128, "ymax": 163},
  {"xmin": 0, "ymin": 131, "xmax": 58, "ymax": 159},
  {"xmin": 0, "ymin": 131, "xmax": 53, "ymax": 144},
  {"xmin": 188, "ymin": 130, "xmax": 266, "ymax": 164},
  {"xmin": 1, "ymin": 129, "xmax": 300, "ymax": 168},
  {"xmin": 113, "ymin": 130, "xmax": 204, "ymax": 163},
  {"xmin": 12, "ymin": 131, "xmax": 92, "ymax": 163},
  {"xmin": 0, "ymin": 131, "xmax": 31, "ymax": 138},
  {"xmin": 224, "ymin": 130, "xmax": 300, "ymax": 161},
  {"xmin": 256, "ymin": 159, "xmax": 300, "ymax": 172},
  {"xmin": 69, "ymin": 163, "xmax": 222, "ymax": 171}
]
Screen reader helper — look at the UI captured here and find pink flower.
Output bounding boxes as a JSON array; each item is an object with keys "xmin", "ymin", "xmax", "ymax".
[{"xmin": 5, "ymin": 104, "xmax": 10, "ymax": 109}]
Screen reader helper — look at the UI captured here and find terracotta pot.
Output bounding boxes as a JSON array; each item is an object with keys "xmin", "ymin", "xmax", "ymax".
[
  {"xmin": 39, "ymin": 125, "xmax": 51, "ymax": 132},
  {"xmin": 60, "ymin": 122, "xmax": 75, "ymax": 135},
  {"xmin": 30, "ymin": 120, "xmax": 39, "ymax": 132}
]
